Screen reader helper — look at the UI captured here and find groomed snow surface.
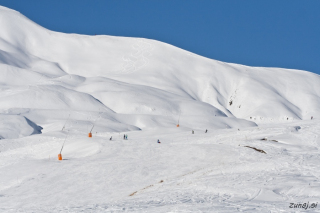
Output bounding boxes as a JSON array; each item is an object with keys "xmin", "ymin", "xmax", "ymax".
[
  {"xmin": 1, "ymin": 121, "xmax": 320, "ymax": 212},
  {"xmin": 1, "ymin": 5, "xmax": 320, "ymax": 212}
]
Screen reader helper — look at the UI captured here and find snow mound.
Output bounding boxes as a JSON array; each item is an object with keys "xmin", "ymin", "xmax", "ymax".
[{"xmin": 0, "ymin": 114, "xmax": 42, "ymax": 139}]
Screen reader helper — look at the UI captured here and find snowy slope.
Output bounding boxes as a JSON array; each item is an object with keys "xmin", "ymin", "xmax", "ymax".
[
  {"xmin": 1, "ymin": 5, "xmax": 320, "ymax": 212},
  {"xmin": 1, "ymin": 119, "xmax": 320, "ymax": 212},
  {"xmin": 0, "ymin": 5, "xmax": 259, "ymax": 136},
  {"xmin": 0, "ymin": 5, "xmax": 320, "ymax": 131}
]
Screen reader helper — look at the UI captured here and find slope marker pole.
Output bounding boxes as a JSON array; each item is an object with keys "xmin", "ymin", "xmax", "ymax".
[
  {"xmin": 62, "ymin": 113, "xmax": 70, "ymax": 131},
  {"xmin": 177, "ymin": 110, "xmax": 181, "ymax": 127},
  {"xmin": 58, "ymin": 130, "xmax": 69, "ymax": 160},
  {"xmin": 88, "ymin": 112, "xmax": 102, "ymax": 138}
]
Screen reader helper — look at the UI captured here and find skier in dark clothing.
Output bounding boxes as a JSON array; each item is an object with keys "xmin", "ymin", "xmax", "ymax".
[
  {"xmin": 110, "ymin": 136, "xmax": 112, "ymax": 140},
  {"xmin": 205, "ymin": 129, "xmax": 208, "ymax": 133},
  {"xmin": 192, "ymin": 130, "xmax": 194, "ymax": 134},
  {"xmin": 123, "ymin": 134, "xmax": 125, "ymax": 139}
]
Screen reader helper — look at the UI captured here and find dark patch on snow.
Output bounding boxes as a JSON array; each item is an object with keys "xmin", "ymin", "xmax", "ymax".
[
  {"xmin": 24, "ymin": 117, "xmax": 43, "ymax": 135},
  {"xmin": 294, "ymin": 126, "xmax": 301, "ymax": 131},
  {"xmin": 129, "ymin": 191, "xmax": 137, "ymax": 196},
  {"xmin": 244, "ymin": 146, "xmax": 266, "ymax": 154}
]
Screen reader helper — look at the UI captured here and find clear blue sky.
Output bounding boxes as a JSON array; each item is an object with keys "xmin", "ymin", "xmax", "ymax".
[{"xmin": 1, "ymin": 0, "xmax": 319, "ymax": 75}]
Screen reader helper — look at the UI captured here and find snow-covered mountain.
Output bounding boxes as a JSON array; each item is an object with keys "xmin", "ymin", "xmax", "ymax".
[
  {"xmin": 1, "ymin": 6, "xmax": 320, "ymax": 212},
  {"xmin": 0, "ymin": 5, "xmax": 319, "ymax": 140}
]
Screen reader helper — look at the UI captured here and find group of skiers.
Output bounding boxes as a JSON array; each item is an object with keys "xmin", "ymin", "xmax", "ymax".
[
  {"xmin": 108, "ymin": 116, "xmax": 317, "ymax": 143},
  {"xmin": 192, "ymin": 129, "xmax": 208, "ymax": 134},
  {"xmin": 109, "ymin": 129, "xmax": 209, "ymax": 144},
  {"xmin": 109, "ymin": 134, "xmax": 128, "ymax": 141}
]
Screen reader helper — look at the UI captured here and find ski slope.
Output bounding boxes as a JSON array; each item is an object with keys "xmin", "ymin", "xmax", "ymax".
[
  {"xmin": 0, "ymin": 5, "xmax": 320, "ymax": 212},
  {"xmin": 1, "ymin": 120, "xmax": 320, "ymax": 212}
]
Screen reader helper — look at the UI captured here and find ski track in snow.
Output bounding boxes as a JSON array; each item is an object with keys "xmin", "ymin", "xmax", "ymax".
[{"xmin": 120, "ymin": 38, "xmax": 153, "ymax": 74}]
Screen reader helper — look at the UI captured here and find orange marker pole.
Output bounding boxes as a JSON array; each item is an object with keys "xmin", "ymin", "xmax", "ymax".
[
  {"xmin": 88, "ymin": 124, "xmax": 94, "ymax": 137},
  {"xmin": 58, "ymin": 131, "xmax": 69, "ymax": 161}
]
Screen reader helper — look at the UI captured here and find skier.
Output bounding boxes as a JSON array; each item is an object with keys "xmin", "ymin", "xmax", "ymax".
[
  {"xmin": 126, "ymin": 134, "xmax": 128, "ymax": 140},
  {"xmin": 205, "ymin": 129, "xmax": 208, "ymax": 133},
  {"xmin": 123, "ymin": 134, "xmax": 125, "ymax": 140},
  {"xmin": 192, "ymin": 130, "xmax": 194, "ymax": 134},
  {"xmin": 110, "ymin": 136, "xmax": 112, "ymax": 141},
  {"xmin": 311, "ymin": 116, "xmax": 313, "ymax": 120},
  {"xmin": 157, "ymin": 139, "xmax": 161, "ymax": 143}
]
